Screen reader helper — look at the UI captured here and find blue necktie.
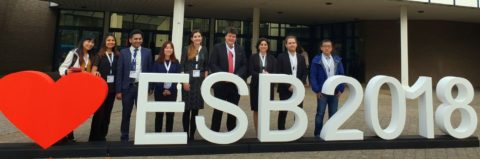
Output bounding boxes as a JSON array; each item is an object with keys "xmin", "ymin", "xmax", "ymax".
[{"xmin": 131, "ymin": 48, "xmax": 138, "ymax": 71}]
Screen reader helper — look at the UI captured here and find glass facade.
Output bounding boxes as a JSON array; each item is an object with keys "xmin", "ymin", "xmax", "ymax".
[
  {"xmin": 53, "ymin": 9, "xmax": 363, "ymax": 81},
  {"xmin": 54, "ymin": 10, "xmax": 104, "ymax": 70},
  {"xmin": 182, "ymin": 18, "xmax": 210, "ymax": 47}
]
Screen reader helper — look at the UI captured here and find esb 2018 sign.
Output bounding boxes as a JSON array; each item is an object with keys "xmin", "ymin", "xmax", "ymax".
[{"xmin": 135, "ymin": 73, "xmax": 477, "ymax": 145}]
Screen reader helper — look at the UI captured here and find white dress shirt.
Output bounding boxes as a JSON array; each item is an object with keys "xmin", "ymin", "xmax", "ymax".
[{"xmin": 288, "ymin": 52, "xmax": 297, "ymax": 76}]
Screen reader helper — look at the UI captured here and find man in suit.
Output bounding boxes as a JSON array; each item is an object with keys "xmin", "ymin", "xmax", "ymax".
[
  {"xmin": 276, "ymin": 35, "xmax": 307, "ymax": 130},
  {"xmin": 115, "ymin": 29, "xmax": 153, "ymax": 142},
  {"xmin": 209, "ymin": 27, "xmax": 248, "ymax": 132},
  {"xmin": 310, "ymin": 39, "xmax": 345, "ymax": 137}
]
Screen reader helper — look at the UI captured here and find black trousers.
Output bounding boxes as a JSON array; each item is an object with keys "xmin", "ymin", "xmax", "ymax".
[
  {"xmin": 120, "ymin": 84, "xmax": 138, "ymax": 141},
  {"xmin": 183, "ymin": 110, "xmax": 199, "ymax": 140},
  {"xmin": 154, "ymin": 92, "xmax": 176, "ymax": 132},
  {"xmin": 278, "ymin": 91, "xmax": 303, "ymax": 130},
  {"xmin": 89, "ymin": 92, "xmax": 115, "ymax": 141},
  {"xmin": 211, "ymin": 83, "xmax": 240, "ymax": 132}
]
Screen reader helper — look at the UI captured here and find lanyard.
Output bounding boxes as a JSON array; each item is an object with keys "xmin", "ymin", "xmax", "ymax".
[
  {"xmin": 164, "ymin": 61, "xmax": 172, "ymax": 73},
  {"xmin": 131, "ymin": 48, "xmax": 139, "ymax": 70},
  {"xmin": 195, "ymin": 46, "xmax": 201, "ymax": 69},
  {"xmin": 322, "ymin": 55, "xmax": 334, "ymax": 75},
  {"xmin": 289, "ymin": 53, "xmax": 297, "ymax": 75},
  {"xmin": 259, "ymin": 53, "xmax": 267, "ymax": 70},
  {"xmin": 83, "ymin": 55, "xmax": 89, "ymax": 71},
  {"xmin": 106, "ymin": 52, "xmax": 114, "ymax": 74}
]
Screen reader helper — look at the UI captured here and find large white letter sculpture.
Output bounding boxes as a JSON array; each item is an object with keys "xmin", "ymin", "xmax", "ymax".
[
  {"xmin": 320, "ymin": 75, "xmax": 364, "ymax": 141},
  {"xmin": 135, "ymin": 73, "xmax": 189, "ymax": 145},
  {"xmin": 364, "ymin": 75, "xmax": 406, "ymax": 140},
  {"xmin": 435, "ymin": 77, "xmax": 477, "ymax": 139},
  {"xmin": 195, "ymin": 72, "xmax": 249, "ymax": 144},
  {"xmin": 130, "ymin": 72, "xmax": 478, "ymax": 145},
  {"xmin": 258, "ymin": 74, "xmax": 308, "ymax": 142},
  {"xmin": 405, "ymin": 77, "xmax": 434, "ymax": 138}
]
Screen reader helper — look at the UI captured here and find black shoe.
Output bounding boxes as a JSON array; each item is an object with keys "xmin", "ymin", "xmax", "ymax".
[{"xmin": 121, "ymin": 139, "xmax": 129, "ymax": 144}]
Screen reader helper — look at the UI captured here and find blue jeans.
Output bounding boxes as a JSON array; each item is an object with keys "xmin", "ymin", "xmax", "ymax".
[{"xmin": 314, "ymin": 94, "xmax": 339, "ymax": 136}]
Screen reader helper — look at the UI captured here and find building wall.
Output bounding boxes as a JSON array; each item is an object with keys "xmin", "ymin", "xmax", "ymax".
[
  {"xmin": 0, "ymin": 0, "xmax": 57, "ymax": 75},
  {"xmin": 360, "ymin": 20, "xmax": 480, "ymax": 87}
]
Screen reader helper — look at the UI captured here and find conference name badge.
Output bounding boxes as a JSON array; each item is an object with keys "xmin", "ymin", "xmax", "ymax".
[
  {"xmin": 192, "ymin": 70, "xmax": 201, "ymax": 78},
  {"xmin": 107, "ymin": 75, "xmax": 114, "ymax": 83},
  {"xmin": 129, "ymin": 71, "xmax": 139, "ymax": 79}
]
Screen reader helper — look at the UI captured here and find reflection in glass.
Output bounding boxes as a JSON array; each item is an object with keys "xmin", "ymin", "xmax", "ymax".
[
  {"xmin": 59, "ymin": 10, "xmax": 104, "ymax": 27},
  {"xmin": 134, "ymin": 15, "xmax": 171, "ymax": 31},
  {"xmin": 110, "ymin": 13, "xmax": 133, "ymax": 29},
  {"xmin": 215, "ymin": 20, "xmax": 243, "ymax": 33},
  {"xmin": 184, "ymin": 18, "xmax": 210, "ymax": 32}
]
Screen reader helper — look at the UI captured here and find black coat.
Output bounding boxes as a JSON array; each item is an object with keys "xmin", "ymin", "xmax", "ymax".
[
  {"xmin": 276, "ymin": 52, "xmax": 307, "ymax": 95},
  {"xmin": 248, "ymin": 53, "xmax": 277, "ymax": 110}
]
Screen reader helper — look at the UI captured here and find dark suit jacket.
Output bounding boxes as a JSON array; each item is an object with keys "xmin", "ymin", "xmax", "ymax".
[
  {"xmin": 93, "ymin": 53, "xmax": 119, "ymax": 94},
  {"xmin": 181, "ymin": 46, "xmax": 209, "ymax": 73},
  {"xmin": 209, "ymin": 43, "xmax": 248, "ymax": 79},
  {"xmin": 115, "ymin": 47, "xmax": 153, "ymax": 93},
  {"xmin": 151, "ymin": 61, "xmax": 181, "ymax": 96},
  {"xmin": 248, "ymin": 53, "xmax": 277, "ymax": 88},
  {"xmin": 276, "ymin": 52, "xmax": 307, "ymax": 95}
]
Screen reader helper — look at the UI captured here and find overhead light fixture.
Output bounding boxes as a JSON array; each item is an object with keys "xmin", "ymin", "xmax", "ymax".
[
  {"xmin": 325, "ymin": 2, "xmax": 333, "ymax": 5},
  {"xmin": 49, "ymin": 2, "xmax": 59, "ymax": 8}
]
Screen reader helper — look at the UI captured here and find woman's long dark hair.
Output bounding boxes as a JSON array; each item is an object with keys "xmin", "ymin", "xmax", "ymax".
[
  {"xmin": 256, "ymin": 38, "xmax": 270, "ymax": 53},
  {"xmin": 97, "ymin": 33, "xmax": 120, "ymax": 57},
  {"xmin": 75, "ymin": 35, "xmax": 96, "ymax": 66},
  {"xmin": 157, "ymin": 41, "xmax": 178, "ymax": 64}
]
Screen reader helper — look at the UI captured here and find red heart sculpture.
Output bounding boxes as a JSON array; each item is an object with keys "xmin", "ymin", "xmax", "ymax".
[{"xmin": 0, "ymin": 71, "xmax": 107, "ymax": 149}]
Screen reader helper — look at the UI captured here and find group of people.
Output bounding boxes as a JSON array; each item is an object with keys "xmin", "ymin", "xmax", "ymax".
[{"xmin": 57, "ymin": 27, "xmax": 345, "ymax": 143}]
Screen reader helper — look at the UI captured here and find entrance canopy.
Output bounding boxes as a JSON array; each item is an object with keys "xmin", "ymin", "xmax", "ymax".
[{"xmin": 46, "ymin": 0, "xmax": 480, "ymax": 24}]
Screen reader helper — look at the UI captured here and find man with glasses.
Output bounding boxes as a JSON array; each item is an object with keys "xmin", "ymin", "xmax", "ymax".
[{"xmin": 310, "ymin": 39, "xmax": 345, "ymax": 138}]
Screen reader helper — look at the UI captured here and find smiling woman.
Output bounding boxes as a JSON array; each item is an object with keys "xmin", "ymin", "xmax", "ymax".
[{"xmin": 57, "ymin": 34, "xmax": 96, "ymax": 143}]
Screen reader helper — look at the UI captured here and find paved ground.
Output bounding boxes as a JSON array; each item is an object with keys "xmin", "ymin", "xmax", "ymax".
[{"xmin": 1, "ymin": 85, "xmax": 479, "ymax": 159}]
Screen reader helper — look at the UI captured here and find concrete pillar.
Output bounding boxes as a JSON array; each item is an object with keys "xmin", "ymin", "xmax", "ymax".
[
  {"xmin": 103, "ymin": 11, "xmax": 110, "ymax": 36},
  {"xmin": 400, "ymin": 6, "xmax": 409, "ymax": 86},
  {"xmin": 252, "ymin": 8, "xmax": 260, "ymax": 53},
  {"xmin": 209, "ymin": 18, "xmax": 215, "ymax": 51},
  {"xmin": 172, "ymin": 0, "xmax": 185, "ymax": 61}
]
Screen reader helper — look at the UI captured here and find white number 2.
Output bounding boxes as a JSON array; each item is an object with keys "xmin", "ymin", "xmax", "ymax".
[{"xmin": 320, "ymin": 75, "xmax": 364, "ymax": 141}]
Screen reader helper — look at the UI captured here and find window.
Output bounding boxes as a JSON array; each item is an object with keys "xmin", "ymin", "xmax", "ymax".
[
  {"xmin": 284, "ymin": 24, "xmax": 310, "ymax": 38},
  {"xmin": 134, "ymin": 15, "xmax": 170, "ymax": 31},
  {"xmin": 215, "ymin": 20, "xmax": 243, "ymax": 34},
  {"xmin": 59, "ymin": 10, "xmax": 104, "ymax": 27},
  {"xmin": 110, "ymin": 13, "xmax": 133, "ymax": 29},
  {"xmin": 184, "ymin": 18, "xmax": 210, "ymax": 32}
]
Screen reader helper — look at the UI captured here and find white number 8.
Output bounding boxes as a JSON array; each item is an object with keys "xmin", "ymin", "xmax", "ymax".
[{"xmin": 435, "ymin": 76, "xmax": 477, "ymax": 139}]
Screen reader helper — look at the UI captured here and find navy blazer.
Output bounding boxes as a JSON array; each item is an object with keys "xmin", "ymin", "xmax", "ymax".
[
  {"xmin": 150, "ymin": 60, "xmax": 181, "ymax": 95},
  {"xmin": 115, "ymin": 47, "xmax": 153, "ymax": 93}
]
